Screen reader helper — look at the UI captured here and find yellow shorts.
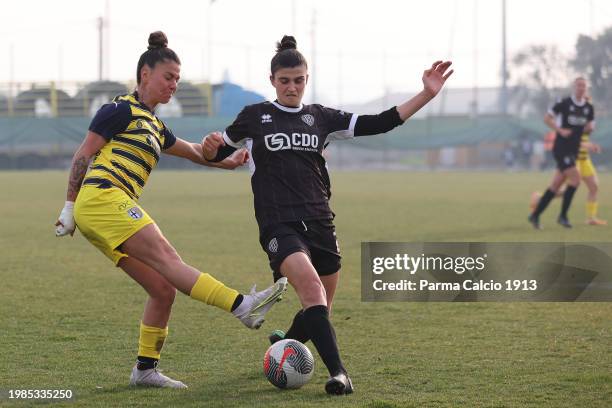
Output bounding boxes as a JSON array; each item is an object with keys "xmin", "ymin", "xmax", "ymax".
[
  {"xmin": 577, "ymin": 157, "xmax": 596, "ymax": 178},
  {"xmin": 74, "ymin": 186, "xmax": 154, "ymax": 265}
]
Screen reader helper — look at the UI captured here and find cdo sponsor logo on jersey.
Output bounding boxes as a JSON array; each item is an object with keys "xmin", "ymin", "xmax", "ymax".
[
  {"xmin": 568, "ymin": 115, "xmax": 588, "ymax": 126},
  {"xmin": 264, "ymin": 133, "xmax": 319, "ymax": 152}
]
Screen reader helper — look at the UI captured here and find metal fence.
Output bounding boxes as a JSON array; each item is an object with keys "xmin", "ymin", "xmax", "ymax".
[{"xmin": 0, "ymin": 80, "xmax": 213, "ymax": 118}]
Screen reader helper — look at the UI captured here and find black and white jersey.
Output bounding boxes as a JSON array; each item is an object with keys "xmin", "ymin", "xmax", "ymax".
[
  {"xmin": 224, "ymin": 101, "xmax": 358, "ymax": 229},
  {"xmin": 548, "ymin": 96, "xmax": 594, "ymax": 155}
]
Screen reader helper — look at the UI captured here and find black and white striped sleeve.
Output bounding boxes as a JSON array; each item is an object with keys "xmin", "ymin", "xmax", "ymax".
[{"xmin": 323, "ymin": 107, "xmax": 359, "ymax": 141}]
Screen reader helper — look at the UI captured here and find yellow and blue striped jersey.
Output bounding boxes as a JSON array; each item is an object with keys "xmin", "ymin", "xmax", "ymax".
[
  {"xmin": 83, "ymin": 92, "xmax": 176, "ymax": 199},
  {"xmin": 578, "ymin": 133, "xmax": 590, "ymax": 161}
]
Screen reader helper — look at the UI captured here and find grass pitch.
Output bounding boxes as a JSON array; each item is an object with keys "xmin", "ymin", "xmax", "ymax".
[{"xmin": 1, "ymin": 170, "xmax": 610, "ymax": 407}]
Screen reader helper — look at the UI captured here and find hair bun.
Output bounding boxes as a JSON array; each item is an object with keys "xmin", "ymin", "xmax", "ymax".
[
  {"xmin": 148, "ymin": 31, "xmax": 168, "ymax": 50},
  {"xmin": 276, "ymin": 35, "xmax": 297, "ymax": 52}
]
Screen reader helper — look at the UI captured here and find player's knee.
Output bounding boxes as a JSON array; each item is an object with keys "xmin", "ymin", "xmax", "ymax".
[
  {"xmin": 153, "ymin": 283, "xmax": 177, "ymax": 307},
  {"xmin": 550, "ymin": 181, "xmax": 563, "ymax": 193},
  {"xmin": 298, "ymin": 278, "xmax": 327, "ymax": 307}
]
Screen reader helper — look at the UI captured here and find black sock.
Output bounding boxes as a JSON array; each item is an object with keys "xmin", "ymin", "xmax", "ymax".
[
  {"xmin": 230, "ymin": 294, "xmax": 244, "ymax": 312},
  {"xmin": 560, "ymin": 185, "xmax": 577, "ymax": 219},
  {"xmin": 285, "ymin": 310, "xmax": 310, "ymax": 343},
  {"xmin": 136, "ymin": 356, "xmax": 158, "ymax": 371},
  {"xmin": 302, "ymin": 305, "xmax": 345, "ymax": 376},
  {"xmin": 532, "ymin": 188, "xmax": 556, "ymax": 218}
]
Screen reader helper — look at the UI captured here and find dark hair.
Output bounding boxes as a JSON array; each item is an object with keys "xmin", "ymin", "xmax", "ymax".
[
  {"xmin": 136, "ymin": 31, "xmax": 181, "ymax": 84},
  {"xmin": 270, "ymin": 35, "xmax": 308, "ymax": 76}
]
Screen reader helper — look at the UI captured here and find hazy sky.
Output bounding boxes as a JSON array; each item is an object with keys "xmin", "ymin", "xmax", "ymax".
[{"xmin": 1, "ymin": 0, "xmax": 610, "ymax": 106}]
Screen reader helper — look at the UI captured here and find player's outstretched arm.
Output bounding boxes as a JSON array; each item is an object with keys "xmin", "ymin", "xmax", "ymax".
[
  {"xmin": 396, "ymin": 60, "xmax": 453, "ymax": 121},
  {"xmin": 55, "ymin": 131, "xmax": 107, "ymax": 237},
  {"xmin": 165, "ymin": 136, "xmax": 248, "ymax": 170},
  {"xmin": 351, "ymin": 61, "xmax": 453, "ymax": 138}
]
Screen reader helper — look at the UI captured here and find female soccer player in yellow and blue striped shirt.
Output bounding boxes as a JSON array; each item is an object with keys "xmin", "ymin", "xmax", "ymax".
[
  {"xmin": 577, "ymin": 97, "xmax": 606, "ymax": 225},
  {"xmin": 54, "ymin": 31, "xmax": 287, "ymax": 388}
]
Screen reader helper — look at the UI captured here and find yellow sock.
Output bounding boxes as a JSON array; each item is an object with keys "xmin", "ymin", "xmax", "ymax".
[
  {"xmin": 586, "ymin": 201, "xmax": 598, "ymax": 219},
  {"xmin": 138, "ymin": 322, "xmax": 168, "ymax": 359},
  {"xmin": 189, "ymin": 273, "xmax": 239, "ymax": 312}
]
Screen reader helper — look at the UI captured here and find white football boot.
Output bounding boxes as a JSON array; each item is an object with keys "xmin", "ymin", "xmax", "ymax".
[
  {"xmin": 129, "ymin": 365, "xmax": 188, "ymax": 389},
  {"xmin": 233, "ymin": 277, "xmax": 288, "ymax": 329}
]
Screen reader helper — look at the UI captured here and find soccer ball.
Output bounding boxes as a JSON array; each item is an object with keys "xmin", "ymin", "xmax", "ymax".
[{"xmin": 263, "ymin": 339, "xmax": 314, "ymax": 389}]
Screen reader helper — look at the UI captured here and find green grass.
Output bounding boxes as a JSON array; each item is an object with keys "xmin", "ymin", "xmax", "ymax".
[{"xmin": 1, "ymin": 170, "xmax": 611, "ymax": 407}]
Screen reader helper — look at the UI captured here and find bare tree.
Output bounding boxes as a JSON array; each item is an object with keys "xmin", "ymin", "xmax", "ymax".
[
  {"xmin": 572, "ymin": 27, "xmax": 612, "ymax": 116},
  {"xmin": 509, "ymin": 44, "xmax": 573, "ymax": 117}
]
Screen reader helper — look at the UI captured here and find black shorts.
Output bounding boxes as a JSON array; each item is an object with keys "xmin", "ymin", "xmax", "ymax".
[
  {"xmin": 553, "ymin": 150, "xmax": 577, "ymax": 171},
  {"xmin": 259, "ymin": 219, "xmax": 341, "ymax": 281}
]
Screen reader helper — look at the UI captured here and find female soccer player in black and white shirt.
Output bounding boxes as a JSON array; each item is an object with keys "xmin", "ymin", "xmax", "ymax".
[
  {"xmin": 203, "ymin": 36, "xmax": 453, "ymax": 395},
  {"xmin": 529, "ymin": 77, "xmax": 595, "ymax": 229}
]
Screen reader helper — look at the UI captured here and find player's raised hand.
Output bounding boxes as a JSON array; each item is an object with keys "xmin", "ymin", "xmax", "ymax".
[
  {"xmin": 218, "ymin": 148, "xmax": 249, "ymax": 170},
  {"xmin": 422, "ymin": 61, "xmax": 453, "ymax": 97},
  {"xmin": 55, "ymin": 201, "xmax": 76, "ymax": 237},
  {"xmin": 202, "ymin": 131, "xmax": 225, "ymax": 160}
]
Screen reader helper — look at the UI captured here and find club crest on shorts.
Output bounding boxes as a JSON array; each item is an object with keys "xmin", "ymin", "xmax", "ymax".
[
  {"xmin": 127, "ymin": 207, "xmax": 143, "ymax": 220},
  {"xmin": 268, "ymin": 237, "xmax": 278, "ymax": 253},
  {"xmin": 301, "ymin": 114, "xmax": 314, "ymax": 127}
]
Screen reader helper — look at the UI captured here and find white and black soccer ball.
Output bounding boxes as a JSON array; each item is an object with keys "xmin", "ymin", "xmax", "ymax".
[{"xmin": 263, "ymin": 339, "xmax": 314, "ymax": 389}]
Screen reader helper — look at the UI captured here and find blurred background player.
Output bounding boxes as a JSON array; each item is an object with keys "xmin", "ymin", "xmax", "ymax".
[
  {"xmin": 577, "ymin": 125, "xmax": 607, "ymax": 225},
  {"xmin": 54, "ymin": 31, "xmax": 287, "ymax": 389},
  {"xmin": 202, "ymin": 35, "xmax": 453, "ymax": 395},
  {"xmin": 528, "ymin": 77, "xmax": 594, "ymax": 229},
  {"xmin": 530, "ymin": 130, "xmax": 606, "ymax": 226}
]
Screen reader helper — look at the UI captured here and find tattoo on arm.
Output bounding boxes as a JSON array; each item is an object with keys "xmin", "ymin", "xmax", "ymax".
[{"xmin": 67, "ymin": 155, "xmax": 90, "ymax": 201}]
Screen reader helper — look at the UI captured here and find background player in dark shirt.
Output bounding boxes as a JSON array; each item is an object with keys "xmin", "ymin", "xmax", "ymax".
[
  {"xmin": 529, "ymin": 77, "xmax": 595, "ymax": 229},
  {"xmin": 203, "ymin": 35, "xmax": 452, "ymax": 395}
]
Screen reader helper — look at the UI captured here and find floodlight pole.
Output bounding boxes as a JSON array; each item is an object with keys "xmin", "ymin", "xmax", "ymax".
[
  {"xmin": 292, "ymin": 0, "xmax": 296, "ymax": 34},
  {"xmin": 472, "ymin": 0, "xmax": 479, "ymax": 120},
  {"xmin": 500, "ymin": 0, "xmax": 508, "ymax": 116},
  {"xmin": 8, "ymin": 44, "xmax": 14, "ymax": 116},
  {"xmin": 98, "ymin": 16, "xmax": 103, "ymax": 81},
  {"xmin": 207, "ymin": 1, "xmax": 213, "ymax": 84},
  {"xmin": 58, "ymin": 45, "xmax": 63, "ymax": 85},
  {"xmin": 310, "ymin": 9, "xmax": 317, "ymax": 103},
  {"xmin": 104, "ymin": 0, "xmax": 110, "ymax": 80}
]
